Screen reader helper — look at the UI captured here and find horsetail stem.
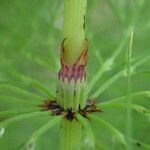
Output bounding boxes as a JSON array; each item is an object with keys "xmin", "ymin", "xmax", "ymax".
[
  {"xmin": 57, "ymin": 0, "xmax": 87, "ymax": 111},
  {"xmin": 57, "ymin": 0, "xmax": 87, "ymax": 150}
]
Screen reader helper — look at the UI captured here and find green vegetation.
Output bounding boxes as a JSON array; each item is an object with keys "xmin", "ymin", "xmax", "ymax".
[{"xmin": 0, "ymin": 0, "xmax": 150, "ymax": 150}]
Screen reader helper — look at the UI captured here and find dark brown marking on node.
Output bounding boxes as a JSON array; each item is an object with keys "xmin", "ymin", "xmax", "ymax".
[
  {"xmin": 64, "ymin": 109, "xmax": 76, "ymax": 121},
  {"xmin": 78, "ymin": 98, "xmax": 102, "ymax": 119},
  {"xmin": 40, "ymin": 100, "xmax": 63, "ymax": 116},
  {"xmin": 39, "ymin": 98, "xmax": 102, "ymax": 121}
]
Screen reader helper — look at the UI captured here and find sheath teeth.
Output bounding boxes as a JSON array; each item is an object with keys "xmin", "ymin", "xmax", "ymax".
[{"xmin": 57, "ymin": 39, "xmax": 88, "ymax": 111}]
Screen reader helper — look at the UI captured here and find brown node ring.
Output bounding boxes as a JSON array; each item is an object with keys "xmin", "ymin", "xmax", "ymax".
[{"xmin": 40, "ymin": 98, "xmax": 102, "ymax": 121}]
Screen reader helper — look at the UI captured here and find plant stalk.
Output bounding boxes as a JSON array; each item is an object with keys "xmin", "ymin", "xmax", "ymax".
[
  {"xmin": 59, "ymin": 120, "xmax": 82, "ymax": 150},
  {"xmin": 57, "ymin": 0, "xmax": 87, "ymax": 150},
  {"xmin": 57, "ymin": 0, "xmax": 87, "ymax": 111},
  {"xmin": 63, "ymin": 0, "xmax": 87, "ymax": 65}
]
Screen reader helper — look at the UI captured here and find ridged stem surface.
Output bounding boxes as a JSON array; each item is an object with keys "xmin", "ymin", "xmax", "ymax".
[{"xmin": 58, "ymin": 0, "xmax": 87, "ymax": 150}]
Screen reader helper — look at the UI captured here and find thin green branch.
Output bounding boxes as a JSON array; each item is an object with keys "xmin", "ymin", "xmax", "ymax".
[
  {"xmin": 76, "ymin": 114, "xmax": 95, "ymax": 149},
  {"xmin": 91, "ymin": 70, "xmax": 124, "ymax": 97},
  {"xmin": 22, "ymin": 116, "xmax": 61, "ymax": 150},
  {"xmin": 97, "ymin": 102, "xmax": 150, "ymax": 122},
  {"xmin": 89, "ymin": 114, "xmax": 126, "ymax": 145},
  {"xmin": 132, "ymin": 55, "xmax": 150, "ymax": 69},
  {"xmin": 88, "ymin": 31, "xmax": 129, "ymax": 94},
  {"xmin": 26, "ymin": 54, "xmax": 52, "ymax": 70},
  {"xmin": 94, "ymin": 50, "xmax": 104, "ymax": 65},
  {"xmin": 126, "ymin": 29, "xmax": 134, "ymax": 150},
  {"xmin": 0, "ymin": 95, "xmax": 37, "ymax": 105},
  {"xmin": 106, "ymin": 0, "xmax": 125, "ymax": 24},
  {"xmin": 90, "ymin": 53, "xmax": 150, "ymax": 98},
  {"xmin": 0, "ymin": 108, "xmax": 39, "ymax": 117},
  {"xmin": 20, "ymin": 74, "xmax": 55, "ymax": 98},
  {"xmin": 0, "ymin": 82, "xmax": 44, "ymax": 101},
  {"xmin": 4, "ymin": 68, "xmax": 55, "ymax": 98},
  {"xmin": 97, "ymin": 91, "xmax": 150, "ymax": 105},
  {"xmin": 0, "ymin": 111, "xmax": 49, "ymax": 128}
]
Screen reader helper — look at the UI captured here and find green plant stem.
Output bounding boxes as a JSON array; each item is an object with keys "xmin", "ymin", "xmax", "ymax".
[
  {"xmin": 57, "ymin": 0, "xmax": 87, "ymax": 111},
  {"xmin": 63, "ymin": 0, "xmax": 87, "ymax": 65},
  {"xmin": 58, "ymin": 0, "xmax": 87, "ymax": 150},
  {"xmin": 59, "ymin": 120, "xmax": 82, "ymax": 150}
]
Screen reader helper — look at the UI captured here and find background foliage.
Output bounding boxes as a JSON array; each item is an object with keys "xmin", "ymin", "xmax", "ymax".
[{"xmin": 0, "ymin": 0, "xmax": 150, "ymax": 149}]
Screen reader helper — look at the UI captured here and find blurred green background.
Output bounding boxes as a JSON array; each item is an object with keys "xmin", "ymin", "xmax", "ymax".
[{"xmin": 0, "ymin": 0, "xmax": 150, "ymax": 149}]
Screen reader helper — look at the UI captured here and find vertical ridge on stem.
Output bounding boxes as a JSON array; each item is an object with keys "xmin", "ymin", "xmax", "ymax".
[{"xmin": 63, "ymin": 0, "xmax": 87, "ymax": 65}]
